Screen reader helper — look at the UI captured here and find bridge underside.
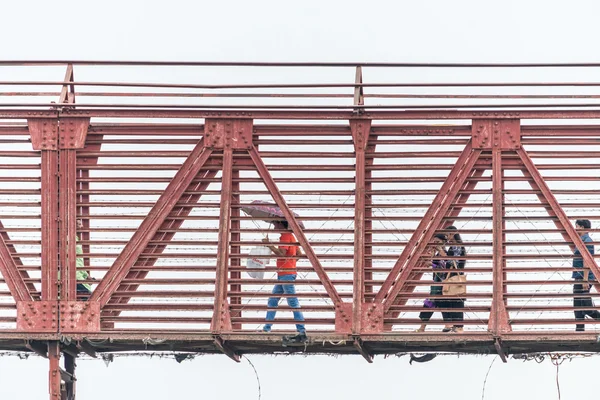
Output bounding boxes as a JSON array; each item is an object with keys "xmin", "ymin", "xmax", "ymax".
[
  {"xmin": 3, "ymin": 61, "xmax": 600, "ymax": 398},
  {"xmin": 2, "ymin": 332, "xmax": 600, "ymax": 357}
]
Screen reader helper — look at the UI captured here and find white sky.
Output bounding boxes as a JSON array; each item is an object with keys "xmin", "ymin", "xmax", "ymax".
[{"xmin": 1, "ymin": 0, "xmax": 600, "ymax": 399}]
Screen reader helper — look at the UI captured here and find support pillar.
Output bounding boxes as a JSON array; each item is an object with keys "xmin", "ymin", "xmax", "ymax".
[
  {"xmin": 48, "ymin": 342, "xmax": 61, "ymax": 400},
  {"xmin": 472, "ymin": 119, "xmax": 520, "ymax": 335},
  {"xmin": 208, "ymin": 119, "xmax": 253, "ymax": 333},
  {"xmin": 63, "ymin": 353, "xmax": 76, "ymax": 400},
  {"xmin": 351, "ymin": 119, "xmax": 371, "ymax": 334}
]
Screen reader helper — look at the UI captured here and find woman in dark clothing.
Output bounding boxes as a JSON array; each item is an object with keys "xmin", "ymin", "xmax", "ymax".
[
  {"xmin": 441, "ymin": 225, "xmax": 466, "ymax": 332},
  {"xmin": 415, "ymin": 233, "xmax": 449, "ymax": 332}
]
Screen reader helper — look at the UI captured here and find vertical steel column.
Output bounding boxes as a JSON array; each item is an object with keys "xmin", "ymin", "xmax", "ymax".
[
  {"xmin": 64, "ymin": 353, "xmax": 76, "ymax": 400},
  {"xmin": 211, "ymin": 148, "xmax": 234, "ymax": 332},
  {"xmin": 41, "ymin": 151, "xmax": 60, "ymax": 301},
  {"xmin": 230, "ymin": 168, "xmax": 241, "ymax": 330},
  {"xmin": 48, "ymin": 342, "xmax": 61, "ymax": 400},
  {"xmin": 489, "ymin": 149, "xmax": 510, "ymax": 333},
  {"xmin": 59, "ymin": 150, "xmax": 78, "ymax": 301},
  {"xmin": 353, "ymin": 138, "xmax": 366, "ymax": 334},
  {"xmin": 472, "ymin": 119, "xmax": 520, "ymax": 335},
  {"xmin": 351, "ymin": 119, "xmax": 371, "ymax": 333}
]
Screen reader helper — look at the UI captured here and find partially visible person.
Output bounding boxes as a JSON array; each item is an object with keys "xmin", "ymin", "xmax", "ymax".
[
  {"xmin": 415, "ymin": 234, "xmax": 448, "ymax": 332},
  {"xmin": 261, "ymin": 220, "xmax": 306, "ymax": 341},
  {"xmin": 76, "ymin": 219, "xmax": 92, "ymax": 300},
  {"xmin": 441, "ymin": 225, "xmax": 466, "ymax": 333},
  {"xmin": 572, "ymin": 219, "xmax": 600, "ymax": 332}
]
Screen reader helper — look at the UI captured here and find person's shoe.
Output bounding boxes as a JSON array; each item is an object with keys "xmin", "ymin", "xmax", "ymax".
[
  {"xmin": 295, "ymin": 332, "xmax": 307, "ymax": 342},
  {"xmin": 442, "ymin": 327, "xmax": 452, "ymax": 332},
  {"xmin": 282, "ymin": 332, "xmax": 307, "ymax": 346},
  {"xmin": 576, "ymin": 324, "xmax": 585, "ymax": 332}
]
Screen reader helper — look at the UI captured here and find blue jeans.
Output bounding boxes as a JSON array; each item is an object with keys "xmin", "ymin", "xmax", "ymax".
[{"xmin": 263, "ymin": 275, "xmax": 305, "ymax": 333}]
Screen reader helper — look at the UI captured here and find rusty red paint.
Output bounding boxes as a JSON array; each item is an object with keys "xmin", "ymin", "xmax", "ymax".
[
  {"xmin": 378, "ymin": 143, "xmax": 482, "ymax": 311},
  {"xmin": 489, "ymin": 149, "xmax": 511, "ymax": 333},
  {"xmin": 59, "ymin": 150, "xmax": 78, "ymax": 301},
  {"xmin": 90, "ymin": 140, "xmax": 213, "ymax": 306},
  {"xmin": 211, "ymin": 146, "xmax": 234, "ymax": 333},
  {"xmin": 40, "ymin": 151, "xmax": 59, "ymax": 301},
  {"xmin": 472, "ymin": 119, "xmax": 521, "ymax": 150},
  {"xmin": 16, "ymin": 301, "xmax": 58, "ymax": 332},
  {"xmin": 59, "ymin": 301, "xmax": 100, "ymax": 333},
  {"xmin": 351, "ymin": 119, "xmax": 371, "ymax": 333},
  {"xmin": 7, "ymin": 62, "xmax": 600, "ymax": 398}
]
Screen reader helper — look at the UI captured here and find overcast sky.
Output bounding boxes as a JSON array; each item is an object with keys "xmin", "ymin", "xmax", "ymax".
[{"xmin": 1, "ymin": 1, "xmax": 600, "ymax": 399}]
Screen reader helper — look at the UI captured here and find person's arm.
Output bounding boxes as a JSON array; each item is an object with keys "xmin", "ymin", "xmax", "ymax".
[
  {"xmin": 582, "ymin": 240, "xmax": 594, "ymax": 290},
  {"xmin": 458, "ymin": 246, "xmax": 466, "ymax": 268},
  {"xmin": 262, "ymin": 237, "xmax": 286, "ymax": 257}
]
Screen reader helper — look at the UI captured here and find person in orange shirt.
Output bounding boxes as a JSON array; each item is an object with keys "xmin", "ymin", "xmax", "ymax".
[{"xmin": 261, "ymin": 220, "xmax": 306, "ymax": 338}]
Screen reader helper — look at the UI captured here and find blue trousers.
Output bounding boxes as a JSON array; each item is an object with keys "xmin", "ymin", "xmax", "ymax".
[{"xmin": 263, "ymin": 275, "xmax": 305, "ymax": 333}]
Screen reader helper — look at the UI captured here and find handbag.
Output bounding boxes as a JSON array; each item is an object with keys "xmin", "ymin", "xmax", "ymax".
[{"xmin": 442, "ymin": 261, "xmax": 467, "ymax": 296}]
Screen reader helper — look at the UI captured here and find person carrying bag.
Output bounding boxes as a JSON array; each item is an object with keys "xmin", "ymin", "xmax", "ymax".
[{"xmin": 440, "ymin": 226, "xmax": 466, "ymax": 332}]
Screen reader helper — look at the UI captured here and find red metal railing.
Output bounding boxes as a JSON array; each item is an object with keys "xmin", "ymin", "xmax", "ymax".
[{"xmin": 2, "ymin": 61, "xmax": 600, "ymax": 398}]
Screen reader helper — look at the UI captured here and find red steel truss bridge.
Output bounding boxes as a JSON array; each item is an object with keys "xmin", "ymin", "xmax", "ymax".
[{"xmin": 2, "ymin": 61, "xmax": 600, "ymax": 398}]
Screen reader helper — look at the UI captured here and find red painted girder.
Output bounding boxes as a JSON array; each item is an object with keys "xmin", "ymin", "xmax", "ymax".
[
  {"xmin": 517, "ymin": 148, "xmax": 600, "ymax": 283},
  {"xmin": 211, "ymin": 148, "xmax": 234, "ymax": 333},
  {"xmin": 489, "ymin": 150, "xmax": 511, "ymax": 333},
  {"xmin": 101, "ymin": 169, "xmax": 218, "ymax": 320},
  {"xmin": 48, "ymin": 342, "xmax": 61, "ymax": 400},
  {"xmin": 41, "ymin": 151, "xmax": 59, "ymax": 301},
  {"xmin": 383, "ymin": 168, "xmax": 485, "ymax": 324},
  {"xmin": 0, "ymin": 220, "xmax": 36, "ymax": 300},
  {"xmin": 58, "ymin": 63, "xmax": 74, "ymax": 104},
  {"xmin": 90, "ymin": 141, "xmax": 213, "ymax": 307},
  {"xmin": 380, "ymin": 148, "xmax": 482, "ymax": 312},
  {"xmin": 351, "ymin": 119, "xmax": 371, "ymax": 333},
  {"xmin": 0, "ymin": 228, "xmax": 32, "ymax": 302},
  {"xmin": 59, "ymin": 150, "xmax": 78, "ymax": 300},
  {"xmin": 374, "ymin": 142, "xmax": 480, "ymax": 309},
  {"xmin": 248, "ymin": 145, "xmax": 343, "ymax": 307},
  {"xmin": 42, "ymin": 109, "xmax": 600, "ymax": 120},
  {"xmin": 520, "ymin": 168, "xmax": 577, "ymax": 251}
]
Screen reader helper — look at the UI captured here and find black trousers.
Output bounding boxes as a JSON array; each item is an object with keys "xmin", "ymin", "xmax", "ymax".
[
  {"xmin": 419, "ymin": 298, "xmax": 464, "ymax": 328},
  {"xmin": 77, "ymin": 283, "xmax": 91, "ymax": 301},
  {"xmin": 574, "ymin": 283, "xmax": 600, "ymax": 331}
]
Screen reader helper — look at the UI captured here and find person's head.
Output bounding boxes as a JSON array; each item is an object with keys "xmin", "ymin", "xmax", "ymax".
[
  {"xmin": 575, "ymin": 219, "xmax": 591, "ymax": 233},
  {"xmin": 76, "ymin": 219, "xmax": 83, "ymax": 230},
  {"xmin": 444, "ymin": 225, "xmax": 463, "ymax": 244},
  {"xmin": 433, "ymin": 233, "xmax": 447, "ymax": 245},
  {"xmin": 427, "ymin": 233, "xmax": 447, "ymax": 257},
  {"xmin": 273, "ymin": 220, "xmax": 289, "ymax": 231}
]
